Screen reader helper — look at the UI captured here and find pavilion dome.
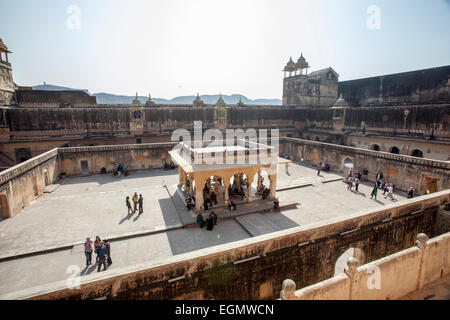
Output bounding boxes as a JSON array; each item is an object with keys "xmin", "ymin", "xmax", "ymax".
[
  {"xmin": 216, "ymin": 93, "xmax": 226, "ymax": 107},
  {"xmin": 193, "ymin": 93, "xmax": 204, "ymax": 107},
  {"xmin": 332, "ymin": 94, "xmax": 349, "ymax": 109},
  {"xmin": 296, "ymin": 53, "xmax": 309, "ymax": 69},
  {"xmin": 283, "ymin": 57, "xmax": 297, "ymax": 72}
]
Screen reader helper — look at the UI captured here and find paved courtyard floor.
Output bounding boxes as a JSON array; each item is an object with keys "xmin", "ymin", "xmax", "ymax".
[{"xmin": 0, "ymin": 162, "xmax": 409, "ymax": 296}]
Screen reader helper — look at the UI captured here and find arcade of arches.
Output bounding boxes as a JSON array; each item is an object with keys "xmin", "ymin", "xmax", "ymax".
[{"xmin": 178, "ymin": 165, "xmax": 277, "ymax": 211}]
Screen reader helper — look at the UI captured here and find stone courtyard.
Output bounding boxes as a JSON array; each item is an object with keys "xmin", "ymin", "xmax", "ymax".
[{"xmin": 0, "ymin": 162, "xmax": 407, "ymax": 296}]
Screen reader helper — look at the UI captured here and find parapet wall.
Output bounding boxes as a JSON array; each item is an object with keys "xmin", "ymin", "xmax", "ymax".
[
  {"xmin": 280, "ymin": 231, "xmax": 450, "ymax": 300},
  {"xmin": 59, "ymin": 142, "xmax": 177, "ymax": 175},
  {"xmin": 2, "ymin": 190, "xmax": 448, "ymax": 300},
  {"xmin": 280, "ymin": 137, "xmax": 450, "ymax": 194},
  {"xmin": 0, "ymin": 149, "xmax": 60, "ymax": 218}
]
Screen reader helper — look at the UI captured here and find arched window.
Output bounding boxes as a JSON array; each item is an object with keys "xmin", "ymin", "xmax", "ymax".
[
  {"xmin": 411, "ymin": 149, "xmax": 423, "ymax": 158},
  {"xmin": 390, "ymin": 147, "xmax": 400, "ymax": 154},
  {"xmin": 371, "ymin": 144, "xmax": 380, "ymax": 151}
]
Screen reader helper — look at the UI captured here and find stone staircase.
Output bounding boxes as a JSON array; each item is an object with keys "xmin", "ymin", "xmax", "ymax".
[{"xmin": 0, "ymin": 151, "xmax": 15, "ymax": 171}]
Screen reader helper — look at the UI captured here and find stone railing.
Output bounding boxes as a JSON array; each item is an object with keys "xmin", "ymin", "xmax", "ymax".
[
  {"xmin": 58, "ymin": 142, "xmax": 178, "ymax": 154},
  {"xmin": 0, "ymin": 148, "xmax": 59, "ymax": 186},
  {"xmin": 280, "ymin": 136, "xmax": 450, "ymax": 170},
  {"xmin": 280, "ymin": 232, "xmax": 450, "ymax": 300}
]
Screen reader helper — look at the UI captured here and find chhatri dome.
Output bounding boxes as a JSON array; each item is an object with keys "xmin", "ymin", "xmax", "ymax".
[
  {"xmin": 193, "ymin": 92, "xmax": 204, "ymax": 107},
  {"xmin": 216, "ymin": 93, "xmax": 226, "ymax": 107},
  {"xmin": 132, "ymin": 92, "xmax": 142, "ymax": 105},
  {"xmin": 145, "ymin": 93, "xmax": 155, "ymax": 106}
]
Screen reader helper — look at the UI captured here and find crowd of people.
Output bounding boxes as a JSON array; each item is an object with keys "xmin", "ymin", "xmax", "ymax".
[
  {"xmin": 113, "ymin": 163, "xmax": 129, "ymax": 177},
  {"xmin": 126, "ymin": 192, "xmax": 144, "ymax": 215},
  {"xmin": 197, "ymin": 211, "xmax": 218, "ymax": 231},
  {"xmin": 84, "ymin": 236, "xmax": 112, "ymax": 272}
]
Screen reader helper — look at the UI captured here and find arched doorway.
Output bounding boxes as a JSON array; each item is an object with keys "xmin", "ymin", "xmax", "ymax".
[
  {"xmin": 334, "ymin": 247, "xmax": 365, "ymax": 276},
  {"xmin": 342, "ymin": 158, "xmax": 354, "ymax": 175},
  {"xmin": 0, "ymin": 194, "xmax": 10, "ymax": 219},
  {"xmin": 371, "ymin": 144, "xmax": 380, "ymax": 151},
  {"xmin": 390, "ymin": 146, "xmax": 400, "ymax": 154},
  {"xmin": 411, "ymin": 149, "xmax": 424, "ymax": 158},
  {"xmin": 203, "ymin": 175, "xmax": 226, "ymax": 206},
  {"xmin": 314, "ymin": 136, "xmax": 320, "ymax": 142},
  {"xmin": 15, "ymin": 148, "xmax": 31, "ymax": 164}
]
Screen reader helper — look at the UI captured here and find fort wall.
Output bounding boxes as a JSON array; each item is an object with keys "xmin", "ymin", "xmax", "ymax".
[
  {"xmin": 280, "ymin": 231, "xmax": 450, "ymax": 300},
  {"xmin": 280, "ymin": 137, "xmax": 450, "ymax": 194},
  {"xmin": 2, "ymin": 190, "xmax": 448, "ymax": 300},
  {"xmin": 0, "ymin": 149, "xmax": 60, "ymax": 218}
]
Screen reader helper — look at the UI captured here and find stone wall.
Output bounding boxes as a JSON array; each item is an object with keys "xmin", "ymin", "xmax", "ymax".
[
  {"xmin": 338, "ymin": 65, "xmax": 450, "ymax": 107},
  {"xmin": 2, "ymin": 190, "xmax": 448, "ymax": 300},
  {"xmin": 59, "ymin": 142, "xmax": 177, "ymax": 175},
  {"xmin": 280, "ymin": 231, "xmax": 450, "ymax": 300},
  {"xmin": 344, "ymin": 134, "xmax": 450, "ymax": 161},
  {"xmin": 0, "ymin": 149, "xmax": 60, "ymax": 218},
  {"xmin": 280, "ymin": 137, "xmax": 450, "ymax": 194}
]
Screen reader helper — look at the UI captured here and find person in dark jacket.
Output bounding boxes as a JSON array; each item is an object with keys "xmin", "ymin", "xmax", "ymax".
[
  {"xmin": 97, "ymin": 244, "xmax": 108, "ymax": 272},
  {"xmin": 104, "ymin": 239, "xmax": 112, "ymax": 265},
  {"xmin": 138, "ymin": 194, "xmax": 144, "ymax": 215},
  {"xmin": 206, "ymin": 215, "xmax": 214, "ymax": 231},
  {"xmin": 210, "ymin": 212, "xmax": 218, "ymax": 225},
  {"xmin": 407, "ymin": 187, "xmax": 414, "ymax": 199}
]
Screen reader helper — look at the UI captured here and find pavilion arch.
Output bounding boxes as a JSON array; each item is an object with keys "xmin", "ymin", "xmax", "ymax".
[
  {"xmin": 390, "ymin": 146, "xmax": 400, "ymax": 154},
  {"xmin": 0, "ymin": 194, "xmax": 11, "ymax": 219},
  {"xmin": 334, "ymin": 247, "xmax": 365, "ymax": 276},
  {"xmin": 370, "ymin": 144, "xmax": 381, "ymax": 151},
  {"xmin": 203, "ymin": 175, "xmax": 226, "ymax": 204},
  {"xmin": 411, "ymin": 149, "xmax": 424, "ymax": 158},
  {"xmin": 341, "ymin": 157, "xmax": 354, "ymax": 174}
]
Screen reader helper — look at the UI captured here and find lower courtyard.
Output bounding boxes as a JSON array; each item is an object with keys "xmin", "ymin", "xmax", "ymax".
[{"xmin": 0, "ymin": 162, "xmax": 407, "ymax": 295}]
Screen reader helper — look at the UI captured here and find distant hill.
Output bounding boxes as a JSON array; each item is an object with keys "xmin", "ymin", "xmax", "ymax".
[
  {"xmin": 32, "ymin": 84, "xmax": 281, "ymax": 105},
  {"xmin": 33, "ymin": 83, "xmax": 90, "ymax": 94}
]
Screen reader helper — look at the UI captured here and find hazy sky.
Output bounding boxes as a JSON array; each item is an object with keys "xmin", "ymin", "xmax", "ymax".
[{"xmin": 1, "ymin": 0, "xmax": 449, "ymax": 99}]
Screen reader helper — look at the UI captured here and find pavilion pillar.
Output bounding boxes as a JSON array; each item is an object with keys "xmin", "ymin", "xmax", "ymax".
[
  {"xmin": 195, "ymin": 183, "xmax": 204, "ymax": 211},
  {"xmin": 247, "ymin": 174, "xmax": 254, "ymax": 203},
  {"xmin": 189, "ymin": 174, "xmax": 194, "ymax": 197},
  {"xmin": 269, "ymin": 174, "xmax": 277, "ymax": 199},
  {"xmin": 224, "ymin": 179, "xmax": 230, "ymax": 206},
  {"xmin": 257, "ymin": 170, "xmax": 262, "ymax": 187},
  {"xmin": 179, "ymin": 166, "xmax": 185, "ymax": 187},
  {"xmin": 214, "ymin": 176, "xmax": 219, "ymax": 193}
]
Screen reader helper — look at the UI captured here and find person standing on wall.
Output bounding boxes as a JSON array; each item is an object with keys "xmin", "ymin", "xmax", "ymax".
[
  {"xmin": 104, "ymin": 239, "xmax": 112, "ymax": 265},
  {"xmin": 355, "ymin": 177, "xmax": 360, "ymax": 192},
  {"xmin": 138, "ymin": 194, "xmax": 144, "ymax": 215},
  {"xmin": 132, "ymin": 192, "xmax": 139, "ymax": 213}
]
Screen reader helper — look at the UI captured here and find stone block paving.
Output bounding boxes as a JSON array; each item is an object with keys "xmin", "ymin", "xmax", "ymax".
[{"xmin": 0, "ymin": 169, "xmax": 183, "ymax": 258}]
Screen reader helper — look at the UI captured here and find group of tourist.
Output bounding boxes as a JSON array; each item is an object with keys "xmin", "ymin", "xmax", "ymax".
[
  {"xmin": 126, "ymin": 192, "xmax": 144, "ymax": 215},
  {"xmin": 84, "ymin": 236, "xmax": 112, "ymax": 272},
  {"xmin": 197, "ymin": 211, "xmax": 218, "ymax": 231},
  {"xmin": 113, "ymin": 163, "xmax": 129, "ymax": 177},
  {"xmin": 346, "ymin": 168, "xmax": 362, "ymax": 192}
]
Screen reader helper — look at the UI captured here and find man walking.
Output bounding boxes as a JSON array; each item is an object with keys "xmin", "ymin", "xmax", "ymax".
[
  {"xmin": 370, "ymin": 183, "xmax": 378, "ymax": 200},
  {"xmin": 317, "ymin": 164, "xmax": 321, "ymax": 176},
  {"xmin": 138, "ymin": 194, "xmax": 144, "ymax": 215},
  {"xmin": 97, "ymin": 243, "xmax": 108, "ymax": 272},
  {"xmin": 355, "ymin": 177, "xmax": 360, "ymax": 192}
]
